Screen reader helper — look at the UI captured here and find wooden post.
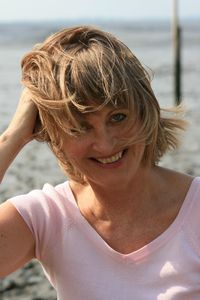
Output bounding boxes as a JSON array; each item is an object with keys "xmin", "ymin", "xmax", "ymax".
[{"xmin": 172, "ymin": 0, "xmax": 182, "ymax": 105}]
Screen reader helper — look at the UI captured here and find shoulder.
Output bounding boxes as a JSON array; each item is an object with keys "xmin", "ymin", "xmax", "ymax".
[
  {"xmin": 8, "ymin": 181, "xmax": 70, "ymax": 212},
  {"xmin": 7, "ymin": 181, "xmax": 78, "ymax": 228},
  {"xmin": 7, "ymin": 181, "xmax": 76, "ymax": 260},
  {"xmin": 159, "ymin": 170, "xmax": 200, "ymax": 255},
  {"xmin": 180, "ymin": 176, "xmax": 200, "ymax": 255},
  {"xmin": 184, "ymin": 177, "xmax": 200, "ymax": 221}
]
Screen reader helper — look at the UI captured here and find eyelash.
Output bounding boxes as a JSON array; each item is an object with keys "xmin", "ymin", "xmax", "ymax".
[
  {"xmin": 110, "ymin": 113, "xmax": 127, "ymax": 123},
  {"xmin": 68, "ymin": 124, "xmax": 91, "ymax": 136}
]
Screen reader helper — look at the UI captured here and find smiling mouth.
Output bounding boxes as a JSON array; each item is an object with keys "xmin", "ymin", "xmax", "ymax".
[{"xmin": 91, "ymin": 149, "xmax": 127, "ymax": 164}]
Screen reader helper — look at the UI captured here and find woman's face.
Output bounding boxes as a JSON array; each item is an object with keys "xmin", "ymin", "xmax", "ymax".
[{"xmin": 62, "ymin": 105, "xmax": 146, "ymax": 187}]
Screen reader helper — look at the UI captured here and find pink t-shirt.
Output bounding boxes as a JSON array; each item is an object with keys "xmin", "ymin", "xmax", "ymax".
[{"xmin": 8, "ymin": 178, "xmax": 200, "ymax": 299}]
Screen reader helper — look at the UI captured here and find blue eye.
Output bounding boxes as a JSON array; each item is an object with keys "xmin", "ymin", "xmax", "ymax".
[{"xmin": 111, "ymin": 113, "xmax": 127, "ymax": 123}]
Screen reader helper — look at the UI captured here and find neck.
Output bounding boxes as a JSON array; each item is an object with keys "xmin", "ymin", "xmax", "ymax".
[{"xmin": 71, "ymin": 166, "xmax": 160, "ymax": 223}]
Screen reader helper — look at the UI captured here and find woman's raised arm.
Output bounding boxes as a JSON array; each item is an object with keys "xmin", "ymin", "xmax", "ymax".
[{"xmin": 0, "ymin": 89, "xmax": 38, "ymax": 278}]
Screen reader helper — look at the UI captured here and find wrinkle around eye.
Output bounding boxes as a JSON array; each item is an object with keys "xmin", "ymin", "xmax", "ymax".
[{"xmin": 68, "ymin": 123, "xmax": 92, "ymax": 137}]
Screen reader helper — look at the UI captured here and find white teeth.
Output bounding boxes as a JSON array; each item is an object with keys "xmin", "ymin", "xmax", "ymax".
[{"xmin": 96, "ymin": 151, "xmax": 123, "ymax": 164}]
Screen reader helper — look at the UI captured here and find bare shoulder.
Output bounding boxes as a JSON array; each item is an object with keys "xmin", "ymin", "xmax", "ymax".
[
  {"xmin": 148, "ymin": 167, "xmax": 195, "ymax": 239},
  {"xmin": 156, "ymin": 166, "xmax": 195, "ymax": 210},
  {"xmin": 158, "ymin": 166, "xmax": 194, "ymax": 190},
  {"xmin": 0, "ymin": 201, "xmax": 35, "ymax": 278}
]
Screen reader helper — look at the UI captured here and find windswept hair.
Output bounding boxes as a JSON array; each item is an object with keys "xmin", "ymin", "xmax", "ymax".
[{"xmin": 21, "ymin": 25, "xmax": 187, "ymax": 184}]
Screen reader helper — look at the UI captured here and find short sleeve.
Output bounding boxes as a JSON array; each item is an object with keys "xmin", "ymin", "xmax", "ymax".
[{"xmin": 7, "ymin": 182, "xmax": 72, "ymax": 261}]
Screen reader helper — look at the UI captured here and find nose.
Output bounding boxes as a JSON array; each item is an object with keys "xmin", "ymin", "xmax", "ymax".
[{"xmin": 91, "ymin": 126, "xmax": 117, "ymax": 155}]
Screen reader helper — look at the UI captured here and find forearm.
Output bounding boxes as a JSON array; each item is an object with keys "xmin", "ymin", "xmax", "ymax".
[
  {"xmin": 0, "ymin": 89, "xmax": 38, "ymax": 183},
  {"xmin": 0, "ymin": 130, "xmax": 27, "ymax": 183}
]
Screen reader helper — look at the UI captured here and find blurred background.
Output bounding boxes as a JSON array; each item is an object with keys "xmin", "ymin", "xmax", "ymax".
[{"xmin": 0, "ymin": 0, "xmax": 200, "ymax": 299}]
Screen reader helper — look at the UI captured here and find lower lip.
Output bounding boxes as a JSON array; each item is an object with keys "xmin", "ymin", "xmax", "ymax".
[{"xmin": 90, "ymin": 150, "xmax": 127, "ymax": 169}]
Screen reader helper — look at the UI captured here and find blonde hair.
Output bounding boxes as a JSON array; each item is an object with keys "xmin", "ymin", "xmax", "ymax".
[{"xmin": 21, "ymin": 25, "xmax": 187, "ymax": 184}]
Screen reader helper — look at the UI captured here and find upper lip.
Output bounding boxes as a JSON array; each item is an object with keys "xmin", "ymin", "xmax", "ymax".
[{"xmin": 90, "ymin": 149, "xmax": 127, "ymax": 163}]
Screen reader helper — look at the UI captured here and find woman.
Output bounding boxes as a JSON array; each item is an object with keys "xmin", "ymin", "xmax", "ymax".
[{"xmin": 0, "ymin": 26, "xmax": 200, "ymax": 299}]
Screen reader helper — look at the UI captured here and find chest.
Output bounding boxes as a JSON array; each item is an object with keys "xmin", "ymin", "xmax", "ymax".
[
  {"xmin": 46, "ymin": 226, "xmax": 200, "ymax": 300},
  {"xmin": 90, "ymin": 211, "xmax": 178, "ymax": 254}
]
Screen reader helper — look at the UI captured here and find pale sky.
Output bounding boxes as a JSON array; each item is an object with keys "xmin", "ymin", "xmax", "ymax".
[{"xmin": 0, "ymin": 0, "xmax": 199, "ymax": 22}]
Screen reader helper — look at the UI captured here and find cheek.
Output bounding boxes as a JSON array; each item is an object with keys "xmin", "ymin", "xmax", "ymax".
[{"xmin": 62, "ymin": 140, "xmax": 88, "ymax": 161}]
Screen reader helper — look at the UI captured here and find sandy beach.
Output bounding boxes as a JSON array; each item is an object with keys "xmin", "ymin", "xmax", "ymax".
[{"xmin": 0, "ymin": 21, "xmax": 200, "ymax": 299}]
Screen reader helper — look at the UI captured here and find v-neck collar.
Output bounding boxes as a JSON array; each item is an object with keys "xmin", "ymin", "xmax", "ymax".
[{"xmin": 62, "ymin": 177, "xmax": 200, "ymax": 262}]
